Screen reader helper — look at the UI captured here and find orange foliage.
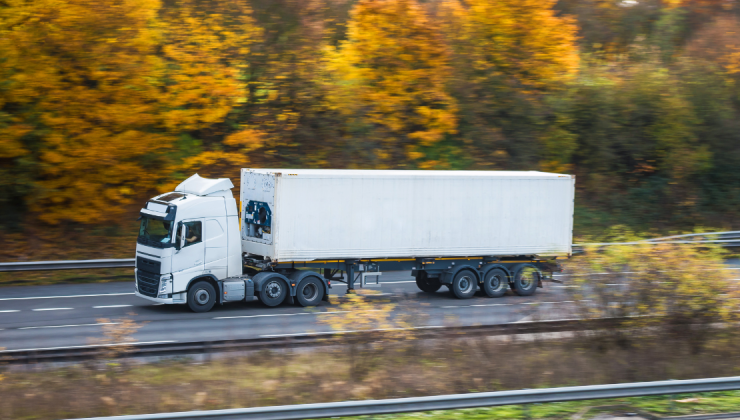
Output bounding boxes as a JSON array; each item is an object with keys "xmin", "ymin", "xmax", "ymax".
[
  {"xmin": 441, "ymin": 0, "xmax": 579, "ymax": 89},
  {"xmin": 0, "ymin": 0, "xmax": 257, "ymax": 224},
  {"xmin": 326, "ymin": 0, "xmax": 458, "ymax": 167}
]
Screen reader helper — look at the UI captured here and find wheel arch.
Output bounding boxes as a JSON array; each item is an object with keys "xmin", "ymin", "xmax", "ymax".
[
  {"xmin": 287, "ymin": 270, "xmax": 328, "ymax": 298},
  {"xmin": 510, "ymin": 263, "xmax": 543, "ymax": 289},
  {"xmin": 440, "ymin": 265, "xmax": 480, "ymax": 285},
  {"xmin": 480, "ymin": 264, "xmax": 512, "ymax": 284},
  {"xmin": 185, "ymin": 275, "xmax": 221, "ymax": 304},
  {"xmin": 252, "ymin": 271, "xmax": 290, "ymax": 292}
]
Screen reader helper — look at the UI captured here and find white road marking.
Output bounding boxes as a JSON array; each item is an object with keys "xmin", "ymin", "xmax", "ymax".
[
  {"xmin": 442, "ymin": 304, "xmax": 513, "ymax": 308},
  {"xmin": 381, "ymin": 281, "xmax": 416, "ymax": 284},
  {"xmin": 32, "ymin": 308, "xmax": 73, "ymax": 311},
  {"xmin": 214, "ymin": 310, "xmax": 367, "ymax": 320},
  {"xmin": 0, "ymin": 292, "xmax": 135, "ymax": 301},
  {"xmin": 18, "ymin": 322, "xmax": 119, "ymax": 330},
  {"xmin": 213, "ymin": 313, "xmax": 313, "ymax": 320},
  {"xmin": 93, "ymin": 305, "xmax": 132, "ymax": 309},
  {"xmin": 0, "ymin": 310, "xmax": 20, "ymax": 313},
  {"xmin": 0, "ymin": 341, "xmax": 177, "ymax": 353}
]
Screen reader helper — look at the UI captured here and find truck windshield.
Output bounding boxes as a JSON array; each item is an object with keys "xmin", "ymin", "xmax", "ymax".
[{"xmin": 138, "ymin": 217, "xmax": 173, "ymax": 247}]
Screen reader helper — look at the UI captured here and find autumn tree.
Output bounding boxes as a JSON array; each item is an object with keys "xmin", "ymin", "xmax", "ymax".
[
  {"xmin": 167, "ymin": 0, "xmax": 351, "ymax": 183},
  {"xmin": 439, "ymin": 0, "xmax": 579, "ymax": 170},
  {"xmin": 0, "ymin": 0, "xmax": 258, "ymax": 224},
  {"xmin": 326, "ymin": 0, "xmax": 458, "ymax": 169}
]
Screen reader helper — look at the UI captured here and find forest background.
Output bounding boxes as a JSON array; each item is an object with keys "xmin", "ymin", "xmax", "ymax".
[{"xmin": 2, "ymin": 0, "xmax": 740, "ymax": 263}]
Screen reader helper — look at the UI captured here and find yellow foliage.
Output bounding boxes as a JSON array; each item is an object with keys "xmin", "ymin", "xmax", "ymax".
[
  {"xmin": 319, "ymin": 290, "xmax": 413, "ymax": 340},
  {"xmin": 326, "ymin": 0, "xmax": 457, "ymax": 166},
  {"xmin": 0, "ymin": 0, "xmax": 257, "ymax": 224},
  {"xmin": 570, "ymin": 239, "xmax": 740, "ymax": 335},
  {"xmin": 441, "ymin": 0, "xmax": 579, "ymax": 89}
]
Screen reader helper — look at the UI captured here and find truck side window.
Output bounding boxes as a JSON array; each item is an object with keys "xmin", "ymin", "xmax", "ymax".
[{"xmin": 183, "ymin": 221, "xmax": 202, "ymax": 247}]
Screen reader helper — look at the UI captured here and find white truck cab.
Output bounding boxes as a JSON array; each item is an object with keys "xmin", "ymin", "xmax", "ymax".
[{"xmin": 134, "ymin": 174, "xmax": 242, "ymax": 311}]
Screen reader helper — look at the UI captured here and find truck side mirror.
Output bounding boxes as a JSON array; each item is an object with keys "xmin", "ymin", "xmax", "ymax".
[{"xmin": 175, "ymin": 221, "xmax": 183, "ymax": 251}]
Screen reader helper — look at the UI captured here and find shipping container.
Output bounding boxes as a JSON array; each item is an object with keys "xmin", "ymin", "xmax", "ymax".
[{"xmin": 240, "ymin": 169, "xmax": 575, "ymax": 262}]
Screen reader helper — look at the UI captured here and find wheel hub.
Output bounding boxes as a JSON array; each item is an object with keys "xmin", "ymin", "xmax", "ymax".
[
  {"xmin": 266, "ymin": 281, "xmax": 282, "ymax": 299},
  {"xmin": 520, "ymin": 272, "xmax": 534, "ymax": 289},
  {"xmin": 302, "ymin": 283, "xmax": 318, "ymax": 300},
  {"xmin": 195, "ymin": 289, "xmax": 210, "ymax": 305},
  {"xmin": 459, "ymin": 275, "xmax": 473, "ymax": 293}
]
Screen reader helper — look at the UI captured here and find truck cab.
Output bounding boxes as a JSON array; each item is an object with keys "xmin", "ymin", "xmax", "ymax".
[{"xmin": 134, "ymin": 174, "xmax": 241, "ymax": 311}]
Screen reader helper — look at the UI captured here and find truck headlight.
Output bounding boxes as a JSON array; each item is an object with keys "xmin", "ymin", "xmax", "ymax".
[{"xmin": 158, "ymin": 274, "xmax": 172, "ymax": 298}]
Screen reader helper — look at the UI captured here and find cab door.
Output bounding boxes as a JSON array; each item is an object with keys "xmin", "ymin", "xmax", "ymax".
[
  {"xmin": 204, "ymin": 218, "xmax": 228, "ymax": 279},
  {"xmin": 172, "ymin": 218, "xmax": 205, "ymax": 292}
]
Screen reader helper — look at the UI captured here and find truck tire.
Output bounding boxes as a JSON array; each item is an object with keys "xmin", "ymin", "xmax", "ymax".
[
  {"xmin": 512, "ymin": 266, "xmax": 539, "ymax": 296},
  {"xmin": 296, "ymin": 277, "xmax": 324, "ymax": 307},
  {"xmin": 451, "ymin": 270, "xmax": 477, "ymax": 299},
  {"xmin": 260, "ymin": 278, "xmax": 287, "ymax": 307},
  {"xmin": 482, "ymin": 268, "xmax": 508, "ymax": 298},
  {"xmin": 187, "ymin": 280, "xmax": 216, "ymax": 313},
  {"xmin": 415, "ymin": 271, "xmax": 441, "ymax": 293}
]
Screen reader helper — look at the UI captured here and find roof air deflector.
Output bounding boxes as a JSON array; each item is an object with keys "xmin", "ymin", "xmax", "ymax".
[{"xmin": 175, "ymin": 174, "xmax": 234, "ymax": 196}]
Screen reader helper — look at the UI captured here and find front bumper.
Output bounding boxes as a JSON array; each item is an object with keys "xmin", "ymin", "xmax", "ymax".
[{"xmin": 134, "ymin": 289, "xmax": 176, "ymax": 304}]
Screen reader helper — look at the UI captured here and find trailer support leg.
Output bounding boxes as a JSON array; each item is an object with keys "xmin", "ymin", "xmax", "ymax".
[{"xmin": 345, "ymin": 262, "xmax": 356, "ymax": 294}]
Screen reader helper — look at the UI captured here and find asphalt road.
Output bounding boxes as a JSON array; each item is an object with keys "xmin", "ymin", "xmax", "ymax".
[{"xmin": 0, "ymin": 272, "xmax": 576, "ymax": 352}]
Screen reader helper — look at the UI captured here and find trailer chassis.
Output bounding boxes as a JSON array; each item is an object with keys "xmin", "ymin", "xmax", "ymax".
[{"xmin": 246, "ymin": 256, "xmax": 563, "ymax": 298}]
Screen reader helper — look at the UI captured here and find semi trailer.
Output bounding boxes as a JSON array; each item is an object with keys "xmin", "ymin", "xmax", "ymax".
[{"xmin": 134, "ymin": 169, "xmax": 575, "ymax": 312}]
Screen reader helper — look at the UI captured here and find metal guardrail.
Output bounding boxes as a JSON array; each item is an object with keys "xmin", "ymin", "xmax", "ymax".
[
  {"xmin": 572, "ymin": 230, "xmax": 740, "ymax": 248},
  {"xmin": 2, "ymin": 231, "xmax": 739, "ymax": 272},
  {"xmin": 0, "ymin": 258, "xmax": 135, "ymax": 272},
  {"xmin": 68, "ymin": 376, "xmax": 740, "ymax": 420}
]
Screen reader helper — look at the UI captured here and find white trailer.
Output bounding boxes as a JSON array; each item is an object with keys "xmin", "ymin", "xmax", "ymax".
[{"xmin": 134, "ymin": 169, "xmax": 575, "ymax": 312}]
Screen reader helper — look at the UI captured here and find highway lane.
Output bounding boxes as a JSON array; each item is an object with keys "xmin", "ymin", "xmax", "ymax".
[{"xmin": 0, "ymin": 272, "xmax": 576, "ymax": 351}]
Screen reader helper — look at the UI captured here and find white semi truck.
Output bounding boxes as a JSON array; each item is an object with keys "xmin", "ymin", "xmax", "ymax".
[{"xmin": 135, "ymin": 169, "xmax": 575, "ymax": 312}]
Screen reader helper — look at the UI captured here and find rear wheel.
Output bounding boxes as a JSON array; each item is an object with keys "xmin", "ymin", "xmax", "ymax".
[
  {"xmin": 482, "ymin": 268, "xmax": 508, "ymax": 298},
  {"xmin": 187, "ymin": 281, "xmax": 216, "ymax": 313},
  {"xmin": 451, "ymin": 270, "xmax": 477, "ymax": 299},
  {"xmin": 296, "ymin": 277, "xmax": 324, "ymax": 307},
  {"xmin": 512, "ymin": 266, "xmax": 539, "ymax": 296},
  {"xmin": 415, "ymin": 271, "xmax": 442, "ymax": 293},
  {"xmin": 260, "ymin": 278, "xmax": 287, "ymax": 307}
]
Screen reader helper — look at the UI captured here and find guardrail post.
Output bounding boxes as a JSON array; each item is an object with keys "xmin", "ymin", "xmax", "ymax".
[{"xmin": 522, "ymin": 403, "xmax": 531, "ymax": 420}]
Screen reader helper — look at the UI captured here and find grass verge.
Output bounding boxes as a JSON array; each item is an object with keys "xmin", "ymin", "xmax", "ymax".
[{"xmin": 4, "ymin": 329, "xmax": 740, "ymax": 420}]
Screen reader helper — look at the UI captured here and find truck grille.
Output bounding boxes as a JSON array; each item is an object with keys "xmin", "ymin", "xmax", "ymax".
[{"xmin": 137, "ymin": 271, "xmax": 160, "ymax": 297}]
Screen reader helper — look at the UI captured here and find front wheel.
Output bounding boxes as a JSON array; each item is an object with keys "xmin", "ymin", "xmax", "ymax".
[{"xmin": 187, "ymin": 280, "xmax": 216, "ymax": 313}]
